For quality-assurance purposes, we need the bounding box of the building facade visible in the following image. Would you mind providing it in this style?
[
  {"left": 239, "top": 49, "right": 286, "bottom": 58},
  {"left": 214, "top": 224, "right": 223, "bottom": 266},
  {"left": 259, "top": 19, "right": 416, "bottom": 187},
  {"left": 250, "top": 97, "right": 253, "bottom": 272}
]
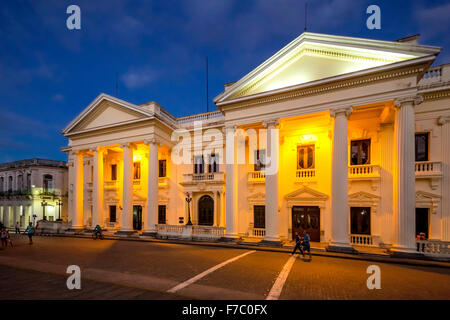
[
  {"left": 0, "top": 158, "right": 68, "bottom": 227},
  {"left": 62, "top": 33, "right": 450, "bottom": 254}
]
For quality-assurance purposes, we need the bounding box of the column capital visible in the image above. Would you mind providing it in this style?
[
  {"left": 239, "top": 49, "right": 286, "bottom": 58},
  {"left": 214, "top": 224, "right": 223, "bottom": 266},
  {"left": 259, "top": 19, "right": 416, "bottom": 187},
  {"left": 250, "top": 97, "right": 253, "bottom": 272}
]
[
  {"left": 438, "top": 115, "right": 450, "bottom": 126},
  {"left": 144, "top": 138, "right": 161, "bottom": 146},
  {"left": 262, "top": 118, "right": 279, "bottom": 128},
  {"left": 394, "top": 94, "right": 423, "bottom": 108},
  {"left": 89, "top": 146, "right": 104, "bottom": 153},
  {"left": 330, "top": 106, "right": 353, "bottom": 118},
  {"left": 120, "top": 142, "right": 136, "bottom": 149}
]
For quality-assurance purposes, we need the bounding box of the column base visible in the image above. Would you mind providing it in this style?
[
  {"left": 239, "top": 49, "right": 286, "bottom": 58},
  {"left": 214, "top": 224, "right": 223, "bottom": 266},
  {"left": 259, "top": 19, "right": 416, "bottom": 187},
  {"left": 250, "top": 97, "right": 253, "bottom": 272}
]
[{"left": 259, "top": 239, "right": 283, "bottom": 247}]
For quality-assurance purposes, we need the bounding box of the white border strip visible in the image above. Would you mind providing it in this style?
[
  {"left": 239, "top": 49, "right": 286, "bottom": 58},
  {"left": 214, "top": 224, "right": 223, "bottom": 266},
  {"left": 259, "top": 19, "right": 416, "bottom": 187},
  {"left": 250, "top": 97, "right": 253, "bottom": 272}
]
[
  {"left": 167, "top": 250, "right": 256, "bottom": 293},
  {"left": 266, "top": 255, "right": 297, "bottom": 300}
]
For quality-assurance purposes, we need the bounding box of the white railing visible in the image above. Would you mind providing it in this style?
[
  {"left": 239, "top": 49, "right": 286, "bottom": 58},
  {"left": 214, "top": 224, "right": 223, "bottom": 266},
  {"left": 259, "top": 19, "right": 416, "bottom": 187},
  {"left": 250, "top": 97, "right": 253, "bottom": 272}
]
[
  {"left": 350, "top": 234, "right": 374, "bottom": 246},
  {"left": 296, "top": 169, "right": 316, "bottom": 179},
  {"left": 133, "top": 179, "right": 140, "bottom": 186},
  {"left": 192, "top": 225, "right": 225, "bottom": 239},
  {"left": 419, "top": 66, "right": 442, "bottom": 86},
  {"left": 158, "top": 176, "right": 169, "bottom": 188},
  {"left": 349, "top": 165, "right": 380, "bottom": 177},
  {"left": 416, "top": 240, "right": 450, "bottom": 256},
  {"left": 415, "top": 161, "right": 442, "bottom": 176},
  {"left": 104, "top": 181, "right": 118, "bottom": 189},
  {"left": 183, "top": 172, "right": 224, "bottom": 183},
  {"left": 156, "top": 224, "right": 184, "bottom": 236},
  {"left": 248, "top": 171, "right": 265, "bottom": 183},
  {"left": 178, "top": 110, "right": 223, "bottom": 124},
  {"left": 252, "top": 228, "right": 266, "bottom": 237}
]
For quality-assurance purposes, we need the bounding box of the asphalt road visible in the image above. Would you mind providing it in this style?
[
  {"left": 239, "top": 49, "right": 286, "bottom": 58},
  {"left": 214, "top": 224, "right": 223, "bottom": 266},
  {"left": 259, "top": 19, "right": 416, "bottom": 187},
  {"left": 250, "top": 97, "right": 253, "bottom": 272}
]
[{"left": 0, "top": 235, "right": 449, "bottom": 300}]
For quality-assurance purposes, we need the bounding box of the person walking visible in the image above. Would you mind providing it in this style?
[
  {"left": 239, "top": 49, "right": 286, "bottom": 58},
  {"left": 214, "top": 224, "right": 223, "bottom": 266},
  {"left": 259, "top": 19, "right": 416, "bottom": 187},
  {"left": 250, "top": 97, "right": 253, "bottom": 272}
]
[
  {"left": 302, "top": 231, "right": 312, "bottom": 260},
  {"left": 1, "top": 228, "right": 7, "bottom": 247},
  {"left": 15, "top": 221, "right": 20, "bottom": 234},
  {"left": 290, "top": 232, "right": 304, "bottom": 256},
  {"left": 25, "top": 222, "right": 35, "bottom": 245},
  {"left": 5, "top": 229, "right": 13, "bottom": 247}
]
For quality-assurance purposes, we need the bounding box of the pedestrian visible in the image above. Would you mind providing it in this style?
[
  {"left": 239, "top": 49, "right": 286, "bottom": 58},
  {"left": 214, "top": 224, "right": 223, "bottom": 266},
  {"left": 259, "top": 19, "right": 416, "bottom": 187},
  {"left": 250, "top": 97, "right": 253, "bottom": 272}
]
[
  {"left": 290, "top": 232, "right": 304, "bottom": 256},
  {"left": 15, "top": 221, "right": 20, "bottom": 234},
  {"left": 1, "top": 228, "right": 7, "bottom": 247},
  {"left": 302, "top": 231, "right": 312, "bottom": 260},
  {"left": 5, "top": 229, "right": 13, "bottom": 247},
  {"left": 25, "top": 222, "right": 35, "bottom": 245}
]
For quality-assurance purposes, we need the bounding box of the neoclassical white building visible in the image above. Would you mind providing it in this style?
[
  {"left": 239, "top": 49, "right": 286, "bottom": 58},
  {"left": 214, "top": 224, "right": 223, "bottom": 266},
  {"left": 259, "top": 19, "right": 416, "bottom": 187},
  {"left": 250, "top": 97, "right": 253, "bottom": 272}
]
[
  {"left": 62, "top": 33, "right": 450, "bottom": 255},
  {"left": 0, "top": 158, "right": 68, "bottom": 227}
]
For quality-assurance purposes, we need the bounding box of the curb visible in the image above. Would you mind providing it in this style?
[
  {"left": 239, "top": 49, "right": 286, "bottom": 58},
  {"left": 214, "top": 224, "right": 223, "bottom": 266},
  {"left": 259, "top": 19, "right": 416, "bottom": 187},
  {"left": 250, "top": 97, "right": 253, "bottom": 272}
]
[{"left": 30, "top": 233, "right": 450, "bottom": 269}]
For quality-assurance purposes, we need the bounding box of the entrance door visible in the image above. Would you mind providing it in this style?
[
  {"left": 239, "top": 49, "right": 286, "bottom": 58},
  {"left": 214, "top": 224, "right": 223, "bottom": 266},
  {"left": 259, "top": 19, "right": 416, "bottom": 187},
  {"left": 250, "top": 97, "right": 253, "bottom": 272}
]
[
  {"left": 292, "top": 206, "right": 320, "bottom": 242},
  {"left": 198, "top": 195, "right": 214, "bottom": 226},
  {"left": 415, "top": 208, "right": 429, "bottom": 238},
  {"left": 133, "top": 205, "right": 142, "bottom": 230}
]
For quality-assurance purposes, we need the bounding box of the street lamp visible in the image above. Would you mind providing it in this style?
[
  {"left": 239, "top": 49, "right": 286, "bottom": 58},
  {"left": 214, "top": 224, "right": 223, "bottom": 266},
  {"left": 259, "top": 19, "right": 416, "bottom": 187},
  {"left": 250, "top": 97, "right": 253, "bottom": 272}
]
[
  {"left": 56, "top": 199, "right": 63, "bottom": 221},
  {"left": 41, "top": 200, "right": 48, "bottom": 221},
  {"left": 185, "top": 194, "right": 192, "bottom": 226}
]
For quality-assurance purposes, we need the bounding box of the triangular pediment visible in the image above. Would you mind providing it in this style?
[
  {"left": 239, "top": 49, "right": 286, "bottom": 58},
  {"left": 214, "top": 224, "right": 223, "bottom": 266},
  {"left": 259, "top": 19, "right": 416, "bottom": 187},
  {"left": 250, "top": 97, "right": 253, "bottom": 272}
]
[
  {"left": 215, "top": 33, "right": 440, "bottom": 103},
  {"left": 248, "top": 192, "right": 265, "bottom": 201},
  {"left": 285, "top": 186, "right": 328, "bottom": 201},
  {"left": 62, "top": 93, "right": 153, "bottom": 135},
  {"left": 348, "top": 191, "right": 380, "bottom": 201}
]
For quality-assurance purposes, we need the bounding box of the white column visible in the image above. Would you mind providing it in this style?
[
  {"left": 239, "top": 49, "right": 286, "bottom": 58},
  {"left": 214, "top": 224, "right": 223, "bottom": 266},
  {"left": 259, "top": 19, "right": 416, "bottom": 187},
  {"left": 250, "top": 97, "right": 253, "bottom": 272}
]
[
  {"left": 13, "top": 206, "right": 18, "bottom": 228},
  {"left": 71, "top": 151, "right": 84, "bottom": 229},
  {"left": 91, "top": 147, "right": 104, "bottom": 228},
  {"left": 329, "top": 107, "right": 353, "bottom": 250},
  {"left": 439, "top": 116, "right": 450, "bottom": 241},
  {"left": 144, "top": 139, "right": 159, "bottom": 235},
  {"left": 121, "top": 143, "right": 134, "bottom": 232},
  {"left": 263, "top": 119, "right": 280, "bottom": 242},
  {"left": 392, "top": 95, "right": 422, "bottom": 252},
  {"left": 214, "top": 191, "right": 219, "bottom": 227},
  {"left": 225, "top": 126, "right": 238, "bottom": 238}
]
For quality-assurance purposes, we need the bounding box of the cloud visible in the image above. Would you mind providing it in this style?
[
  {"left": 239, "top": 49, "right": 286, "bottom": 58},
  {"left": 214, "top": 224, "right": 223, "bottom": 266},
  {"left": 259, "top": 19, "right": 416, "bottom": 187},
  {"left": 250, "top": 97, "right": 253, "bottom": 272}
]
[{"left": 121, "top": 68, "right": 159, "bottom": 89}]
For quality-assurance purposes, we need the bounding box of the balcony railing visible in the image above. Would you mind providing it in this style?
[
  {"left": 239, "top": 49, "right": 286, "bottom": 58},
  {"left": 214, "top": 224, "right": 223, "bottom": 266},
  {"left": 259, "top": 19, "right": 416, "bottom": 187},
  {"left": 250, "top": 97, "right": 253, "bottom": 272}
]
[
  {"left": 295, "top": 169, "right": 316, "bottom": 180},
  {"left": 416, "top": 240, "right": 450, "bottom": 257},
  {"left": 348, "top": 165, "right": 380, "bottom": 178},
  {"left": 419, "top": 65, "right": 442, "bottom": 86},
  {"left": 104, "top": 181, "right": 118, "bottom": 190},
  {"left": 252, "top": 228, "right": 266, "bottom": 238},
  {"left": 415, "top": 161, "right": 442, "bottom": 177},
  {"left": 182, "top": 172, "right": 224, "bottom": 184},
  {"left": 248, "top": 171, "right": 265, "bottom": 183},
  {"left": 350, "top": 234, "right": 374, "bottom": 246},
  {"left": 133, "top": 179, "right": 141, "bottom": 186}
]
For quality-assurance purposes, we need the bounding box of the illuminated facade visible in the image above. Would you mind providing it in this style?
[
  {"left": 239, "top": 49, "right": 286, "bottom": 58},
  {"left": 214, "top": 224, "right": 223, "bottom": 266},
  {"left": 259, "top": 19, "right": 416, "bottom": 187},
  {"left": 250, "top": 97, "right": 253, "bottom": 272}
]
[
  {"left": 0, "top": 158, "right": 68, "bottom": 227},
  {"left": 62, "top": 33, "right": 450, "bottom": 254}
]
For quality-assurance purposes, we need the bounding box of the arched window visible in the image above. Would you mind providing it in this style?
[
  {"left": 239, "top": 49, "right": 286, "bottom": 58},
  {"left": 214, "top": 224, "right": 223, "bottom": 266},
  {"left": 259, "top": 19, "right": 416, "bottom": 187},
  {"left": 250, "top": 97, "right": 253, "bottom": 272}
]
[
  {"left": 0, "top": 177, "right": 4, "bottom": 192},
  {"left": 43, "top": 174, "right": 53, "bottom": 192},
  {"left": 198, "top": 195, "right": 214, "bottom": 226}
]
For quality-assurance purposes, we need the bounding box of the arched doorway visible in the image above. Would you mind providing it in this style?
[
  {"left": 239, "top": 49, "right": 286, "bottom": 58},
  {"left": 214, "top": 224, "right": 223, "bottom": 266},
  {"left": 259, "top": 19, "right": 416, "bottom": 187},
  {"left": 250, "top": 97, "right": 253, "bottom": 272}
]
[{"left": 198, "top": 195, "right": 214, "bottom": 226}]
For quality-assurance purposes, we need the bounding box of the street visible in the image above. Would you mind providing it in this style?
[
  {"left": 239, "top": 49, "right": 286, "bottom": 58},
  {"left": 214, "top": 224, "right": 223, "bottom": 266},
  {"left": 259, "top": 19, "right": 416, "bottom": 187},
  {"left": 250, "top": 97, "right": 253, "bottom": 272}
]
[{"left": 0, "top": 235, "right": 449, "bottom": 300}]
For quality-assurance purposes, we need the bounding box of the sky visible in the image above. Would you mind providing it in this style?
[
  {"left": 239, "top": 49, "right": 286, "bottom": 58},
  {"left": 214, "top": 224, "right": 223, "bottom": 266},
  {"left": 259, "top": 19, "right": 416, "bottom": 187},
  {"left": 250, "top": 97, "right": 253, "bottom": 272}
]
[{"left": 0, "top": 0, "right": 449, "bottom": 163}]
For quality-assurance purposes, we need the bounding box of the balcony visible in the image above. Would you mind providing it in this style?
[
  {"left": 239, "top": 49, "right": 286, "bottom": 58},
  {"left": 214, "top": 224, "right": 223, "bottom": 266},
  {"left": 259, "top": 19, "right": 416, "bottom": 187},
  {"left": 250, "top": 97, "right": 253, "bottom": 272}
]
[
  {"left": 415, "top": 161, "right": 442, "bottom": 190},
  {"left": 248, "top": 171, "right": 265, "bottom": 184},
  {"left": 181, "top": 172, "right": 225, "bottom": 186},
  {"left": 348, "top": 164, "right": 380, "bottom": 178},
  {"left": 104, "top": 180, "right": 118, "bottom": 190},
  {"left": 158, "top": 176, "right": 169, "bottom": 188},
  {"left": 295, "top": 169, "right": 316, "bottom": 182}
]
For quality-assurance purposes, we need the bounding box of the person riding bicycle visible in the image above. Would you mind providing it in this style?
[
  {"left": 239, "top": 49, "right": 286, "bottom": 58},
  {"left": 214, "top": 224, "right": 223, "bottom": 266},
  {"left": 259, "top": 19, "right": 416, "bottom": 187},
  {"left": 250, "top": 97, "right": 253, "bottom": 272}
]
[{"left": 94, "top": 224, "right": 102, "bottom": 238}]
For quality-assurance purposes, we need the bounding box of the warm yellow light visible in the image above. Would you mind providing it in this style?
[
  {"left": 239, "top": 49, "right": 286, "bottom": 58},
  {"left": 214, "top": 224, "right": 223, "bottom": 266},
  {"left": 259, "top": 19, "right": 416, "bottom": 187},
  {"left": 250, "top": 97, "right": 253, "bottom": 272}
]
[
  {"left": 133, "top": 154, "right": 142, "bottom": 162},
  {"left": 298, "top": 134, "right": 316, "bottom": 144}
]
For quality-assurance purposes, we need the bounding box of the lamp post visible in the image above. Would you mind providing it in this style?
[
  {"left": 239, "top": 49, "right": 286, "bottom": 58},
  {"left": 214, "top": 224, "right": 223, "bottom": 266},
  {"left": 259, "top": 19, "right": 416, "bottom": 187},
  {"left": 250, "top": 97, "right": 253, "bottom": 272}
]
[
  {"left": 41, "top": 200, "right": 48, "bottom": 221},
  {"left": 185, "top": 194, "right": 193, "bottom": 226},
  {"left": 56, "top": 199, "right": 63, "bottom": 221}
]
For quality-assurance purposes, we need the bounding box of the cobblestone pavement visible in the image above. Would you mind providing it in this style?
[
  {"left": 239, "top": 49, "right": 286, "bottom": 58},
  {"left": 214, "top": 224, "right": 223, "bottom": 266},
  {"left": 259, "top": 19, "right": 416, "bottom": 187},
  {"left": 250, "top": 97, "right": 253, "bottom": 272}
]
[{"left": 0, "top": 235, "right": 449, "bottom": 300}]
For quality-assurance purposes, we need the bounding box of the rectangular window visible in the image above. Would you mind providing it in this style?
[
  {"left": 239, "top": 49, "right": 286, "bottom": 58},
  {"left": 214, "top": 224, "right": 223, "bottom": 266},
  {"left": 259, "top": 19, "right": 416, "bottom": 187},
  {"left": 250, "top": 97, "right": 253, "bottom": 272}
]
[
  {"left": 158, "top": 205, "right": 166, "bottom": 224},
  {"left": 253, "top": 205, "right": 265, "bottom": 229},
  {"left": 254, "top": 149, "right": 266, "bottom": 171},
  {"left": 350, "top": 139, "right": 371, "bottom": 165},
  {"left": 297, "top": 145, "right": 315, "bottom": 169},
  {"left": 350, "top": 207, "right": 371, "bottom": 235},
  {"left": 133, "top": 162, "right": 141, "bottom": 180},
  {"left": 208, "top": 154, "right": 219, "bottom": 173},
  {"left": 194, "top": 155, "right": 204, "bottom": 174},
  {"left": 109, "top": 205, "right": 117, "bottom": 223},
  {"left": 27, "top": 173, "right": 31, "bottom": 191},
  {"left": 159, "top": 160, "right": 167, "bottom": 177},
  {"left": 111, "top": 164, "right": 117, "bottom": 181},
  {"left": 415, "top": 133, "right": 429, "bottom": 162}
]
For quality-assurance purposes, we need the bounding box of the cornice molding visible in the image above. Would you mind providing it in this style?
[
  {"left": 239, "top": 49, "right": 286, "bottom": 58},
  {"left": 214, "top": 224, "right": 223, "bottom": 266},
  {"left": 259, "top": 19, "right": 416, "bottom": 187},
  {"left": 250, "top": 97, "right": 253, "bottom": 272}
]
[
  {"left": 423, "top": 89, "right": 450, "bottom": 101},
  {"left": 438, "top": 115, "right": 450, "bottom": 126},
  {"left": 394, "top": 94, "right": 423, "bottom": 108}
]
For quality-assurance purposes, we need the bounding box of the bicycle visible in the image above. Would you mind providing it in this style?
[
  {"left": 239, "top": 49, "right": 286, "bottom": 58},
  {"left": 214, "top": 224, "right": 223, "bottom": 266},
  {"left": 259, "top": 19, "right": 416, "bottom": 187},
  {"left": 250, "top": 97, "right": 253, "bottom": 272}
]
[{"left": 92, "top": 231, "right": 104, "bottom": 240}]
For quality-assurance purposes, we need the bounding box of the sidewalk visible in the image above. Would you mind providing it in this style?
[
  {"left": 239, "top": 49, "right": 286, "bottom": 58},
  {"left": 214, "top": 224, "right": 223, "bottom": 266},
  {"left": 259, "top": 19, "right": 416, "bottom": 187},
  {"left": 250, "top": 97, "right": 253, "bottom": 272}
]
[{"left": 42, "top": 231, "right": 450, "bottom": 268}]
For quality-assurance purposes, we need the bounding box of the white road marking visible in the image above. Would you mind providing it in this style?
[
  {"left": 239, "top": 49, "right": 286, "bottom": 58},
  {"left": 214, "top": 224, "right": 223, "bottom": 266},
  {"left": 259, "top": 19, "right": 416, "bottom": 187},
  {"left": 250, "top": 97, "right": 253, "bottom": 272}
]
[
  {"left": 167, "top": 250, "right": 256, "bottom": 293},
  {"left": 266, "top": 254, "right": 297, "bottom": 300}
]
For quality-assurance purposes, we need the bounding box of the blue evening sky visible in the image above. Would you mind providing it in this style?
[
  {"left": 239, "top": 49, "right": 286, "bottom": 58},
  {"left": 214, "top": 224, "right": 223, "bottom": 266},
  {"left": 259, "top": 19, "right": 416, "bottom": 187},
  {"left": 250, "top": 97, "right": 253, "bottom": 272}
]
[{"left": 1, "top": 0, "right": 449, "bottom": 162}]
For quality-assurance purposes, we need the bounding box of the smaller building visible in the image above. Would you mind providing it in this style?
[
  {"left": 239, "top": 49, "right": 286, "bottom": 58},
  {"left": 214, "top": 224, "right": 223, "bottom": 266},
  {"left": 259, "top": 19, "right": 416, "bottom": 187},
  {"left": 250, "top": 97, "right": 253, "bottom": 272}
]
[{"left": 0, "top": 158, "right": 68, "bottom": 228}]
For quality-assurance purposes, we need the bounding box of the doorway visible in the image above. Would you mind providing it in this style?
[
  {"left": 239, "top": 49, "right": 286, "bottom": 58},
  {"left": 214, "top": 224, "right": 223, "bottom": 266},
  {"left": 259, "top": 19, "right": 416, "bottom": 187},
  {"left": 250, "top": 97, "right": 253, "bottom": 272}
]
[
  {"left": 291, "top": 206, "right": 320, "bottom": 242},
  {"left": 415, "top": 208, "right": 429, "bottom": 239},
  {"left": 133, "top": 205, "right": 142, "bottom": 230},
  {"left": 198, "top": 195, "right": 214, "bottom": 226}
]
